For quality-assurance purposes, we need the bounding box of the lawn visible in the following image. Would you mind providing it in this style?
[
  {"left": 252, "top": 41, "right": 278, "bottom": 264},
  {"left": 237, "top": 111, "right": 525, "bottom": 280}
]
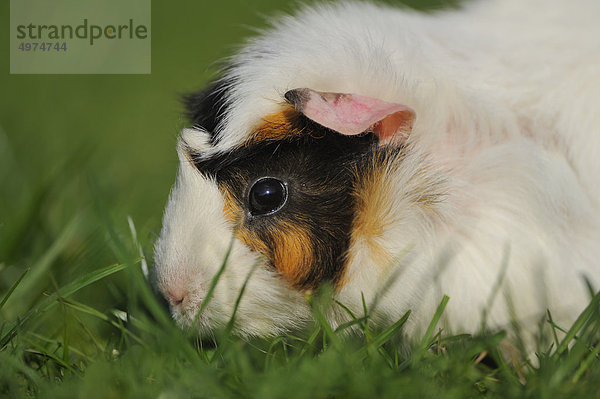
[{"left": 1, "top": 1, "right": 599, "bottom": 397}]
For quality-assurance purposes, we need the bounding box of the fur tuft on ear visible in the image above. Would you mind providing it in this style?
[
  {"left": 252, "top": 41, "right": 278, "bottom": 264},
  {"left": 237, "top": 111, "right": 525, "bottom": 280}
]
[{"left": 285, "top": 88, "right": 415, "bottom": 145}]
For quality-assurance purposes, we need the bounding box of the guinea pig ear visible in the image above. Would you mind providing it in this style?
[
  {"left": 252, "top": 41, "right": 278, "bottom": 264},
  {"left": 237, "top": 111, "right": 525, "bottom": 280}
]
[{"left": 285, "top": 88, "right": 415, "bottom": 145}]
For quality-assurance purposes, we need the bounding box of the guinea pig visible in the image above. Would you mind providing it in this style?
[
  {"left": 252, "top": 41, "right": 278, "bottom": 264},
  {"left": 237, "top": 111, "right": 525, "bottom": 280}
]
[{"left": 154, "top": 0, "right": 600, "bottom": 344}]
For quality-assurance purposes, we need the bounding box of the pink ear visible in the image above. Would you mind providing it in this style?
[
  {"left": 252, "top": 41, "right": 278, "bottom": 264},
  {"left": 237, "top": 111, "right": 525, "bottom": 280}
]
[{"left": 285, "top": 88, "right": 415, "bottom": 144}]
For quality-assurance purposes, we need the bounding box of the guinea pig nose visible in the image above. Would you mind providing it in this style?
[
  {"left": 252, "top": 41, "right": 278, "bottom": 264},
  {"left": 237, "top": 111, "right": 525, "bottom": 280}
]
[{"left": 165, "top": 288, "right": 186, "bottom": 307}]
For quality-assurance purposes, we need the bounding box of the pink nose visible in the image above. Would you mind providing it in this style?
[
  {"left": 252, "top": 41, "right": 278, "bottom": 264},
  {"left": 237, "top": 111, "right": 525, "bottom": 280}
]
[
  {"left": 165, "top": 288, "right": 186, "bottom": 307},
  {"left": 159, "top": 276, "right": 204, "bottom": 310}
]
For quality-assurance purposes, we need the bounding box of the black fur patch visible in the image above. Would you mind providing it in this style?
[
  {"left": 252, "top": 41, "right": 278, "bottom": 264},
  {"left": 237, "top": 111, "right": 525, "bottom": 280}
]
[
  {"left": 190, "top": 116, "right": 385, "bottom": 290},
  {"left": 183, "top": 78, "right": 232, "bottom": 144}
]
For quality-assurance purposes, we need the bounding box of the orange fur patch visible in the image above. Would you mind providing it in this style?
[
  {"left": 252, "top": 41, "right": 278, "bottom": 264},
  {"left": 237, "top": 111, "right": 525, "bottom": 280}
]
[
  {"left": 237, "top": 229, "right": 271, "bottom": 258},
  {"left": 248, "top": 106, "right": 308, "bottom": 144},
  {"left": 349, "top": 157, "right": 396, "bottom": 271},
  {"left": 271, "top": 222, "right": 314, "bottom": 288},
  {"left": 348, "top": 152, "right": 444, "bottom": 279},
  {"left": 221, "top": 188, "right": 240, "bottom": 224}
]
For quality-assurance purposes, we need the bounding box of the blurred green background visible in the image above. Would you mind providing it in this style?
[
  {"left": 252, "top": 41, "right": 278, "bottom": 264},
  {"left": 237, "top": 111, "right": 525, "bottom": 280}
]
[{"left": 1, "top": 0, "right": 304, "bottom": 236}]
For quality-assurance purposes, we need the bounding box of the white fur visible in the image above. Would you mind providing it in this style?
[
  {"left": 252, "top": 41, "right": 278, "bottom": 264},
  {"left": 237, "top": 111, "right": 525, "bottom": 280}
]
[{"left": 155, "top": 0, "right": 600, "bottom": 343}]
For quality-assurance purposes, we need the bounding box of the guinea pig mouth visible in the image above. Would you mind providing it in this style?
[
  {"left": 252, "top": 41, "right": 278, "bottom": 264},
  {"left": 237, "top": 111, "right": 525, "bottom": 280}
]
[{"left": 173, "top": 304, "right": 211, "bottom": 330}]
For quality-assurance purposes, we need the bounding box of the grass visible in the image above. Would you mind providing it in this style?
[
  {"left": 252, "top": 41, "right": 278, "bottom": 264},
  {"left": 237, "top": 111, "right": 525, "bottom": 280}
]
[
  {"left": 0, "top": 190, "right": 599, "bottom": 399},
  {"left": 1, "top": 219, "right": 599, "bottom": 398},
  {"left": 1, "top": 0, "right": 600, "bottom": 397}
]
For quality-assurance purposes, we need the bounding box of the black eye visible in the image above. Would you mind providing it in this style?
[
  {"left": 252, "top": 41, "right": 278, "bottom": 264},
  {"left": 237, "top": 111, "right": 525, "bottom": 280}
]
[{"left": 248, "top": 177, "right": 288, "bottom": 216}]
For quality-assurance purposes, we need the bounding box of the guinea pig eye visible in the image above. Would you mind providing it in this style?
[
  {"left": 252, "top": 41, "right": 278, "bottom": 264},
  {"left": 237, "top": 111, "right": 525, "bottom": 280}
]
[{"left": 248, "top": 177, "right": 288, "bottom": 216}]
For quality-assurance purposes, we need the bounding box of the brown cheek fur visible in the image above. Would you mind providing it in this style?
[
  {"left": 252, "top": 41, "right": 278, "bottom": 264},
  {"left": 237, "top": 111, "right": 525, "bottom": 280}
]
[
  {"left": 348, "top": 157, "right": 397, "bottom": 273},
  {"left": 271, "top": 221, "right": 315, "bottom": 286},
  {"left": 220, "top": 185, "right": 316, "bottom": 289},
  {"left": 249, "top": 107, "right": 301, "bottom": 144},
  {"left": 221, "top": 187, "right": 268, "bottom": 253},
  {"left": 221, "top": 188, "right": 239, "bottom": 224},
  {"left": 348, "top": 153, "right": 446, "bottom": 281},
  {"left": 248, "top": 106, "right": 330, "bottom": 145}
]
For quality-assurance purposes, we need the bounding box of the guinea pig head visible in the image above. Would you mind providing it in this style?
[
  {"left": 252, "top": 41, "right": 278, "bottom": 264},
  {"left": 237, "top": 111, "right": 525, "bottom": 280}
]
[{"left": 154, "top": 86, "right": 421, "bottom": 337}]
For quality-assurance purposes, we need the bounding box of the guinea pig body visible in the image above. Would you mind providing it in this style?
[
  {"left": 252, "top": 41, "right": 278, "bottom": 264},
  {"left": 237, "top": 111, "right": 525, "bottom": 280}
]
[{"left": 155, "top": 0, "right": 600, "bottom": 341}]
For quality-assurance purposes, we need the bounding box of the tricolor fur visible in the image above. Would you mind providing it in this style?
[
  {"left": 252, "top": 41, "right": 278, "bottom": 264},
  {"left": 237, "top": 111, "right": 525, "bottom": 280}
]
[{"left": 154, "top": 0, "right": 600, "bottom": 343}]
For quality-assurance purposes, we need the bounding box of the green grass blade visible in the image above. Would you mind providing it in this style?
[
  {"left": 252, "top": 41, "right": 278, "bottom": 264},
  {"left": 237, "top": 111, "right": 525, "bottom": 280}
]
[
  {"left": 4, "top": 217, "right": 82, "bottom": 319},
  {"left": 556, "top": 291, "right": 600, "bottom": 356},
  {"left": 334, "top": 299, "right": 371, "bottom": 333},
  {"left": 190, "top": 234, "right": 236, "bottom": 331},
  {"left": 572, "top": 333, "right": 600, "bottom": 383},
  {"left": 370, "top": 310, "right": 411, "bottom": 348},
  {"left": 0, "top": 267, "right": 29, "bottom": 312},
  {"left": 60, "top": 298, "right": 111, "bottom": 322},
  {"left": 210, "top": 263, "right": 257, "bottom": 363},
  {"left": 334, "top": 316, "right": 370, "bottom": 333},
  {"left": 356, "top": 310, "right": 411, "bottom": 358},
  {"left": 296, "top": 326, "right": 322, "bottom": 359},
  {"left": 334, "top": 299, "right": 358, "bottom": 320},
  {"left": 307, "top": 293, "right": 341, "bottom": 350},
  {"left": 0, "top": 261, "right": 129, "bottom": 349},
  {"left": 413, "top": 295, "right": 449, "bottom": 363},
  {"left": 361, "top": 292, "right": 371, "bottom": 340},
  {"left": 58, "top": 261, "right": 131, "bottom": 299},
  {"left": 60, "top": 298, "right": 148, "bottom": 347}
]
